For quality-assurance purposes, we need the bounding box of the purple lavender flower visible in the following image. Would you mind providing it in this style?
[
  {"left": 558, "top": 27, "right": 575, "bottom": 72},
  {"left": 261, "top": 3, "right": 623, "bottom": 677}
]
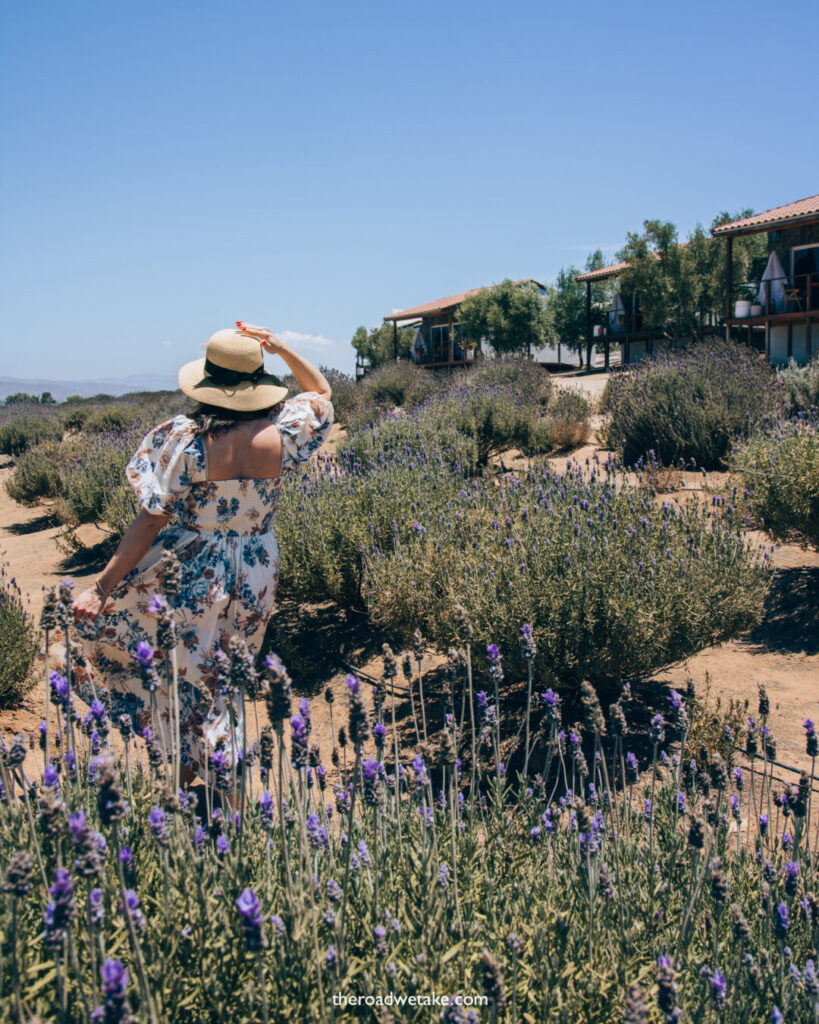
[
  {"left": 90, "top": 958, "right": 130, "bottom": 1024},
  {"left": 290, "top": 713, "right": 309, "bottom": 769},
  {"left": 805, "top": 719, "right": 819, "bottom": 758},
  {"left": 437, "top": 863, "right": 450, "bottom": 888},
  {"left": 236, "top": 889, "right": 267, "bottom": 951},
  {"left": 120, "top": 890, "right": 146, "bottom": 932},
  {"left": 81, "top": 890, "right": 102, "bottom": 932},
  {"left": 216, "top": 834, "right": 230, "bottom": 859},
  {"left": 784, "top": 861, "right": 800, "bottom": 897},
  {"left": 649, "top": 714, "right": 666, "bottom": 746},
  {"left": 775, "top": 902, "right": 790, "bottom": 939},
  {"left": 521, "top": 623, "right": 537, "bottom": 660},
  {"left": 49, "top": 671, "right": 70, "bottom": 709},
  {"left": 259, "top": 790, "right": 274, "bottom": 830},
  {"left": 540, "top": 688, "right": 561, "bottom": 724},
  {"left": 42, "top": 868, "right": 76, "bottom": 951},
  {"left": 306, "top": 813, "right": 329, "bottom": 850},
  {"left": 148, "top": 806, "right": 169, "bottom": 846},
  {"left": 710, "top": 969, "right": 726, "bottom": 1008},
  {"left": 412, "top": 754, "right": 429, "bottom": 791},
  {"left": 655, "top": 955, "right": 680, "bottom": 1023},
  {"left": 132, "top": 642, "right": 154, "bottom": 669}
]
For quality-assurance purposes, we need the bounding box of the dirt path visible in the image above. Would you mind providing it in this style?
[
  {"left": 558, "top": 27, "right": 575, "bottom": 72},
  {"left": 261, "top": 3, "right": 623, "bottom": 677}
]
[{"left": 2, "top": 416, "right": 818, "bottom": 793}]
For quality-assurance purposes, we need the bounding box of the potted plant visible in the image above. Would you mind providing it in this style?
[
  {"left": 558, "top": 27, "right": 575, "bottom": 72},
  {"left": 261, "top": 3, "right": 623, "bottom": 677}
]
[{"left": 734, "top": 286, "right": 755, "bottom": 319}]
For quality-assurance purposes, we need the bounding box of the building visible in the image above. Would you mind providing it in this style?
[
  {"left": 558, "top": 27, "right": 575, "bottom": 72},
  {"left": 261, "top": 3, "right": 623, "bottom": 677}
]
[
  {"left": 712, "top": 194, "right": 819, "bottom": 365},
  {"left": 575, "top": 260, "right": 669, "bottom": 367},
  {"left": 383, "top": 280, "right": 590, "bottom": 369}
]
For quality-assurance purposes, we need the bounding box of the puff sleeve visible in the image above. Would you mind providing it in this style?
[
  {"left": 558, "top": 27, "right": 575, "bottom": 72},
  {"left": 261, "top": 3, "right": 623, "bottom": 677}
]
[
  {"left": 273, "top": 391, "right": 335, "bottom": 474},
  {"left": 125, "top": 415, "right": 199, "bottom": 517}
]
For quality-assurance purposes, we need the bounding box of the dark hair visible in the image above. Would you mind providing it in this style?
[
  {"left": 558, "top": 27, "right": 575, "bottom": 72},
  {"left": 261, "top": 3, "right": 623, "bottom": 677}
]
[{"left": 190, "top": 400, "right": 286, "bottom": 438}]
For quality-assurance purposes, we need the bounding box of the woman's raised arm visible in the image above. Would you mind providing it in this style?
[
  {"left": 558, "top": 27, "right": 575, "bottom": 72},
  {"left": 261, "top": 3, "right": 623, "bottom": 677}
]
[{"left": 237, "top": 322, "right": 332, "bottom": 400}]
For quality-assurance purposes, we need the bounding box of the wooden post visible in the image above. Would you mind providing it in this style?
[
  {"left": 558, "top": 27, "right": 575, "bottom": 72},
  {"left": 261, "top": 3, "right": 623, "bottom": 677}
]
[
  {"left": 787, "top": 323, "right": 793, "bottom": 360},
  {"left": 725, "top": 236, "right": 733, "bottom": 343},
  {"left": 764, "top": 320, "right": 770, "bottom": 361},
  {"left": 585, "top": 281, "right": 592, "bottom": 371},
  {"left": 393, "top": 321, "right": 398, "bottom": 362},
  {"left": 448, "top": 312, "right": 454, "bottom": 366}
]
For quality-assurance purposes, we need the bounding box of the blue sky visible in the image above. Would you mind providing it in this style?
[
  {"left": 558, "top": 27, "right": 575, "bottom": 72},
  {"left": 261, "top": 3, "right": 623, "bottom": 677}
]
[{"left": 1, "top": 0, "right": 817, "bottom": 381}]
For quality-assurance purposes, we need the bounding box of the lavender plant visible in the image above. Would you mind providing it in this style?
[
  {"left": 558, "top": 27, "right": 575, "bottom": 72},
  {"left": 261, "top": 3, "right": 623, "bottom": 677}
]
[
  {"left": 2, "top": 603, "right": 817, "bottom": 1024},
  {"left": 601, "top": 340, "right": 781, "bottom": 469}
]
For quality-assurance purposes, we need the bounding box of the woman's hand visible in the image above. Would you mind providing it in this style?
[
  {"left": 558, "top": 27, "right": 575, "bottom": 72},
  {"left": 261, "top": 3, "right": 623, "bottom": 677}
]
[
  {"left": 72, "top": 587, "right": 104, "bottom": 622},
  {"left": 236, "top": 322, "right": 288, "bottom": 356}
]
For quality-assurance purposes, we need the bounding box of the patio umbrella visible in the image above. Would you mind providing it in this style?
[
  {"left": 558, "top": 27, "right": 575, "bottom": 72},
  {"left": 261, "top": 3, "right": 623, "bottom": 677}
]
[{"left": 757, "top": 250, "right": 786, "bottom": 312}]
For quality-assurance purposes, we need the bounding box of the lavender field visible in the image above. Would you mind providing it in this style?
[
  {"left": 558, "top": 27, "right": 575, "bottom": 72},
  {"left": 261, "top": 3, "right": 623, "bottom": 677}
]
[{"left": 1, "top": 350, "right": 819, "bottom": 1022}]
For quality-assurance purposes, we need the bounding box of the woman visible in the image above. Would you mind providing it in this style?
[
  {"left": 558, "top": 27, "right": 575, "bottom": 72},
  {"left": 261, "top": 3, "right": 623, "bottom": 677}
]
[{"left": 64, "top": 323, "right": 333, "bottom": 785}]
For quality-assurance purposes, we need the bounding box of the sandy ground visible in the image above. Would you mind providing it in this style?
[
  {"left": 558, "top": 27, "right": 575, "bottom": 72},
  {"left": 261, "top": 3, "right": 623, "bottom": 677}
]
[{"left": 2, "top": 399, "right": 818, "bottom": 795}]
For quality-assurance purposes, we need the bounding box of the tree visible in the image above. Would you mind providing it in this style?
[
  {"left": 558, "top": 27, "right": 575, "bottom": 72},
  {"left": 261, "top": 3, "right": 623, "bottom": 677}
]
[
  {"left": 351, "top": 323, "right": 416, "bottom": 370},
  {"left": 547, "top": 250, "right": 613, "bottom": 367},
  {"left": 39, "top": 391, "right": 56, "bottom": 404},
  {"left": 615, "top": 214, "right": 768, "bottom": 345},
  {"left": 3, "top": 392, "right": 38, "bottom": 405},
  {"left": 457, "top": 279, "right": 550, "bottom": 358}
]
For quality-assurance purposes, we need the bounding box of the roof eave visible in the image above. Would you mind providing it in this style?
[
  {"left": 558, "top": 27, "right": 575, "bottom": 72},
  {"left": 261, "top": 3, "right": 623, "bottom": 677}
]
[{"left": 712, "top": 210, "right": 819, "bottom": 238}]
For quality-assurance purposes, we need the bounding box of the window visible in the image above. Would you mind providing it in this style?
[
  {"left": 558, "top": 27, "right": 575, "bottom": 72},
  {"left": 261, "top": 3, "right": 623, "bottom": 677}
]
[
  {"left": 792, "top": 245, "right": 819, "bottom": 308},
  {"left": 430, "top": 325, "right": 450, "bottom": 363}
]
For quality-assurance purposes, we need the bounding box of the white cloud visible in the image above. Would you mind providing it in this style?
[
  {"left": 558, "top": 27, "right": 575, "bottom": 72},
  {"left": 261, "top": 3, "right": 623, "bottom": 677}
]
[{"left": 278, "top": 330, "right": 337, "bottom": 351}]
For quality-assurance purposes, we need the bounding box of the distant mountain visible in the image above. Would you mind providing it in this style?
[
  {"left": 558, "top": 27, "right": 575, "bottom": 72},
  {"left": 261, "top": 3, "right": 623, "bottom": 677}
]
[{"left": 0, "top": 374, "right": 179, "bottom": 402}]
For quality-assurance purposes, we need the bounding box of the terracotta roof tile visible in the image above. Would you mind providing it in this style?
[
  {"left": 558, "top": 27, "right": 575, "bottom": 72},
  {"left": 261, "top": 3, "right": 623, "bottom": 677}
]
[
  {"left": 576, "top": 260, "right": 631, "bottom": 283},
  {"left": 383, "top": 287, "right": 484, "bottom": 322},
  {"left": 384, "top": 279, "right": 546, "bottom": 322},
  {"left": 712, "top": 194, "right": 819, "bottom": 237}
]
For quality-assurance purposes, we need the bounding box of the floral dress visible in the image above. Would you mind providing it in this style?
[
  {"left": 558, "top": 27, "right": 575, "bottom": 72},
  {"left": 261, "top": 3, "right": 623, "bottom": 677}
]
[{"left": 43, "top": 392, "right": 333, "bottom": 776}]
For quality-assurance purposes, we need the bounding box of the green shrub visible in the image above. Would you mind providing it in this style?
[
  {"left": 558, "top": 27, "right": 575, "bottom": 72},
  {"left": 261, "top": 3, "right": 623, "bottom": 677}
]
[
  {"left": 361, "top": 360, "right": 442, "bottom": 412},
  {"left": 100, "top": 481, "right": 141, "bottom": 538},
  {"left": 0, "top": 564, "right": 39, "bottom": 706},
  {"left": 601, "top": 340, "right": 780, "bottom": 469},
  {"left": 362, "top": 457, "right": 771, "bottom": 686},
  {"left": 543, "top": 389, "right": 591, "bottom": 450},
  {"left": 0, "top": 412, "right": 63, "bottom": 456},
  {"left": 84, "top": 405, "right": 133, "bottom": 433},
  {"left": 62, "top": 406, "right": 88, "bottom": 430},
  {"left": 731, "top": 417, "right": 819, "bottom": 548},
  {"left": 320, "top": 370, "right": 361, "bottom": 426},
  {"left": 448, "top": 354, "right": 552, "bottom": 407},
  {"left": 4, "top": 440, "right": 63, "bottom": 504},
  {"left": 778, "top": 357, "right": 819, "bottom": 414},
  {"left": 56, "top": 429, "right": 142, "bottom": 526},
  {"left": 276, "top": 440, "right": 469, "bottom": 610}
]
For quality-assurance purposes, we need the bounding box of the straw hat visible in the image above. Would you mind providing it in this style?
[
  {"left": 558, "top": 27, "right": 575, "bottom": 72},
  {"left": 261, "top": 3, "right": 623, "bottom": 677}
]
[{"left": 178, "top": 329, "right": 289, "bottom": 411}]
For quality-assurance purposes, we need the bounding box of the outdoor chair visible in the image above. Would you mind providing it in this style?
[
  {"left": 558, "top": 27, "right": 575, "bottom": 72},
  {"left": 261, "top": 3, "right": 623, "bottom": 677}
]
[{"left": 782, "top": 284, "right": 804, "bottom": 312}]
